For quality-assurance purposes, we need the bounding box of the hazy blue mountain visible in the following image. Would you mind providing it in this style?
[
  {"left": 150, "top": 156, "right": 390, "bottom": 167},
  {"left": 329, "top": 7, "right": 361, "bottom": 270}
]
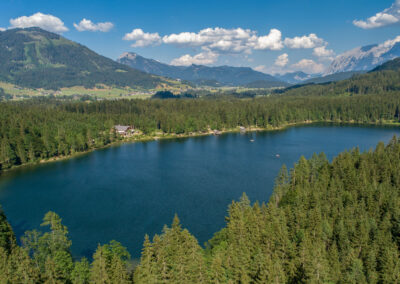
[
  {"left": 326, "top": 37, "right": 400, "bottom": 74},
  {"left": 275, "top": 72, "right": 315, "bottom": 84},
  {"left": 303, "top": 71, "right": 365, "bottom": 84},
  {"left": 0, "top": 27, "right": 168, "bottom": 89},
  {"left": 118, "top": 52, "right": 288, "bottom": 87}
]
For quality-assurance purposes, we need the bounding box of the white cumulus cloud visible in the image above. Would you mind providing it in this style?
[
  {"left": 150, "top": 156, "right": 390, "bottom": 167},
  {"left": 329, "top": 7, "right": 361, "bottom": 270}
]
[
  {"left": 170, "top": 52, "right": 219, "bottom": 66},
  {"left": 284, "top": 33, "right": 325, "bottom": 49},
  {"left": 291, "top": 59, "right": 325, "bottom": 74},
  {"left": 253, "top": 29, "right": 284, "bottom": 51},
  {"left": 371, "top": 35, "right": 400, "bottom": 58},
  {"left": 313, "top": 46, "right": 335, "bottom": 59},
  {"left": 74, "top": 19, "right": 114, "bottom": 32},
  {"left": 254, "top": 65, "right": 267, "bottom": 73},
  {"left": 162, "top": 27, "right": 283, "bottom": 54},
  {"left": 10, "top": 12, "right": 68, "bottom": 33},
  {"left": 123, "top": 29, "right": 161, "bottom": 47},
  {"left": 163, "top": 31, "right": 207, "bottom": 46},
  {"left": 354, "top": 0, "right": 400, "bottom": 29},
  {"left": 275, "top": 53, "right": 289, "bottom": 67},
  {"left": 0, "top": 27, "right": 5, "bottom": 31}
]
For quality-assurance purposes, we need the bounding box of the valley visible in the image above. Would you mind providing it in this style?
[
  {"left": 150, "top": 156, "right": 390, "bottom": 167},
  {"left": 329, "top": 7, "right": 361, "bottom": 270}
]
[{"left": 0, "top": 2, "right": 400, "bottom": 281}]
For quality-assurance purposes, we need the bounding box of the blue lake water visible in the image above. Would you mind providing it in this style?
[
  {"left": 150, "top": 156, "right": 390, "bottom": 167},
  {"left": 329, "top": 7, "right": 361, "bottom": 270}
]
[{"left": 0, "top": 124, "right": 399, "bottom": 259}]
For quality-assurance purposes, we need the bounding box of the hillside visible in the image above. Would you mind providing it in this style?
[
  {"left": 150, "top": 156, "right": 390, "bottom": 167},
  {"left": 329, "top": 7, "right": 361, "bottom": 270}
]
[
  {"left": 0, "top": 28, "right": 171, "bottom": 90},
  {"left": 372, "top": 57, "right": 400, "bottom": 72},
  {"left": 118, "top": 52, "right": 288, "bottom": 87}
]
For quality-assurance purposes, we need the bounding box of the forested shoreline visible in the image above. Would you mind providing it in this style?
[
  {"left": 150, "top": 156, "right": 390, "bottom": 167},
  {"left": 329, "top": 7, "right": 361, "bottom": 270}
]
[
  {"left": 1, "top": 93, "right": 400, "bottom": 173},
  {"left": 1, "top": 69, "right": 400, "bottom": 282},
  {"left": 0, "top": 137, "right": 399, "bottom": 282}
]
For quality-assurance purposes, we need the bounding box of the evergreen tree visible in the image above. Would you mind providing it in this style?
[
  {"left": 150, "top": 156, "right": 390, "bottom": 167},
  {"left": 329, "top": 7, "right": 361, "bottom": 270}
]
[
  {"left": 0, "top": 206, "right": 16, "bottom": 254},
  {"left": 90, "top": 245, "right": 110, "bottom": 284},
  {"left": 71, "top": 258, "right": 90, "bottom": 284}
]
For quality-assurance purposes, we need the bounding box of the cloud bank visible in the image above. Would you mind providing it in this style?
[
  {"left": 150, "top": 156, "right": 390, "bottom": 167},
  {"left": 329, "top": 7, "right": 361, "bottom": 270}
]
[
  {"left": 124, "top": 27, "right": 330, "bottom": 70},
  {"left": 125, "top": 27, "right": 285, "bottom": 53}
]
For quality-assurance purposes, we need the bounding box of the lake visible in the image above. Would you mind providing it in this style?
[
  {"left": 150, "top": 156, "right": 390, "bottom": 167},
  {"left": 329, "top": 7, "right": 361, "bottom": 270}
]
[{"left": 0, "top": 124, "right": 399, "bottom": 259}]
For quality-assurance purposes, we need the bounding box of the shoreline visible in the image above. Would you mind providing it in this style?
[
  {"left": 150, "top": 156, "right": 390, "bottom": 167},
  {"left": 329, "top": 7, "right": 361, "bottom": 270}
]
[{"left": 2, "top": 120, "right": 399, "bottom": 175}]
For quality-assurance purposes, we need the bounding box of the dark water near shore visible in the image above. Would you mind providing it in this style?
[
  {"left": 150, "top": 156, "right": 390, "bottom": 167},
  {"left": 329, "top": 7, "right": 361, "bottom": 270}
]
[{"left": 0, "top": 124, "right": 399, "bottom": 258}]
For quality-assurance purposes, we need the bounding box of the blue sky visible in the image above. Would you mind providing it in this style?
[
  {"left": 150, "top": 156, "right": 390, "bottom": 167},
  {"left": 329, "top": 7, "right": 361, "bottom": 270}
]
[{"left": 1, "top": 0, "right": 399, "bottom": 74}]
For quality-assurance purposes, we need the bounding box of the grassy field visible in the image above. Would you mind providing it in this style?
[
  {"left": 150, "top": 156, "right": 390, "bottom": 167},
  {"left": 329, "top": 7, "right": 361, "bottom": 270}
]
[
  {"left": 0, "top": 79, "right": 279, "bottom": 101},
  {"left": 0, "top": 80, "right": 193, "bottom": 100}
]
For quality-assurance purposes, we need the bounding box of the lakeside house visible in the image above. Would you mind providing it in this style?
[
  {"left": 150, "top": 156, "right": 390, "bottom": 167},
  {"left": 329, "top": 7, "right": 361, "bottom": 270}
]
[
  {"left": 213, "top": 130, "right": 222, "bottom": 135},
  {"left": 115, "top": 125, "right": 134, "bottom": 136}
]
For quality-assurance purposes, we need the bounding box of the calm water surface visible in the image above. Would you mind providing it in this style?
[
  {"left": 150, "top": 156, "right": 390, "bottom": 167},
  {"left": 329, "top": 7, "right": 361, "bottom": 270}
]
[{"left": 0, "top": 124, "right": 399, "bottom": 258}]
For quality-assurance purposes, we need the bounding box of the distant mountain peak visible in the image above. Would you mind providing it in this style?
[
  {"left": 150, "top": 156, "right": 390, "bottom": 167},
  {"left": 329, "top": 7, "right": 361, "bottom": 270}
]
[{"left": 326, "top": 36, "right": 400, "bottom": 74}]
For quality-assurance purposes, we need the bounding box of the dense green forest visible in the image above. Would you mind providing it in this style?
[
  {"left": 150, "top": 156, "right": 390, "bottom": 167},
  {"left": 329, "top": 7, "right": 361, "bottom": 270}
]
[
  {"left": 0, "top": 137, "right": 399, "bottom": 282},
  {"left": 0, "top": 55, "right": 399, "bottom": 282},
  {"left": 1, "top": 93, "right": 399, "bottom": 172}
]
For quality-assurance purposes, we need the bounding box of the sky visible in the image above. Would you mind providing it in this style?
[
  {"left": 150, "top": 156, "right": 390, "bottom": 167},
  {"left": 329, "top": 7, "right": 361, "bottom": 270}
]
[{"left": 1, "top": 0, "right": 400, "bottom": 74}]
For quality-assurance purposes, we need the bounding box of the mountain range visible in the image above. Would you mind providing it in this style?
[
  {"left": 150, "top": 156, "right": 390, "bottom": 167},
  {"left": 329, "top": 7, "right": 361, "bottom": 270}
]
[
  {"left": 119, "top": 39, "right": 400, "bottom": 87},
  {"left": 280, "top": 37, "right": 400, "bottom": 84},
  {"left": 326, "top": 37, "right": 400, "bottom": 75},
  {"left": 1, "top": 27, "right": 399, "bottom": 91},
  {"left": 117, "top": 52, "right": 289, "bottom": 87},
  {"left": 0, "top": 27, "right": 170, "bottom": 90}
]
